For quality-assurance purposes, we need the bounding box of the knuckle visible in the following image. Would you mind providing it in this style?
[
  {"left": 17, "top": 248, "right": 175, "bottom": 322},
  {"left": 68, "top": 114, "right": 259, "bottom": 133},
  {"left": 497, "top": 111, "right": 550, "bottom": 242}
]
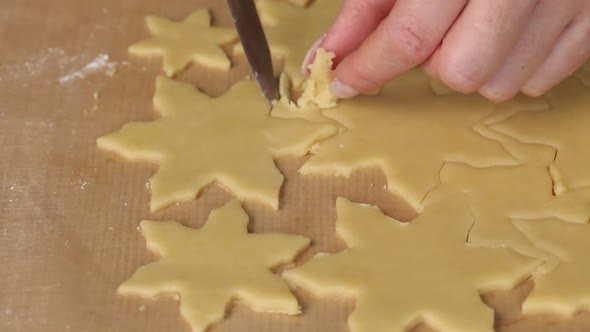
[{"left": 383, "top": 15, "right": 437, "bottom": 65}]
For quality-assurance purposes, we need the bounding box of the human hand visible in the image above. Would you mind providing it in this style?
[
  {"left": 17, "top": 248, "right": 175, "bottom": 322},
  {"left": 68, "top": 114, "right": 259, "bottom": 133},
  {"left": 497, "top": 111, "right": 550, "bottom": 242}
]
[{"left": 303, "top": 0, "right": 590, "bottom": 102}]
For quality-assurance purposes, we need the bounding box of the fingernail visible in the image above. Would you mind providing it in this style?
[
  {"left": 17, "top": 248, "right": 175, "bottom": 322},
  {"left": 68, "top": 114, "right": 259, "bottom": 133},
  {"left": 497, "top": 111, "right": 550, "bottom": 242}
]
[
  {"left": 479, "top": 83, "right": 514, "bottom": 103},
  {"left": 331, "top": 79, "right": 358, "bottom": 99},
  {"left": 302, "top": 34, "right": 327, "bottom": 75},
  {"left": 521, "top": 82, "right": 545, "bottom": 97}
]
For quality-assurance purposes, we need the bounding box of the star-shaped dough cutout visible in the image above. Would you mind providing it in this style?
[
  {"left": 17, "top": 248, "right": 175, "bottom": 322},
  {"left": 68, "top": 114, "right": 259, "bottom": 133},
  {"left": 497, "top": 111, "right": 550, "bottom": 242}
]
[
  {"left": 299, "top": 76, "right": 522, "bottom": 211},
  {"left": 423, "top": 162, "right": 590, "bottom": 272},
  {"left": 283, "top": 197, "right": 539, "bottom": 332},
  {"left": 97, "top": 77, "right": 338, "bottom": 211},
  {"left": 118, "top": 200, "right": 310, "bottom": 332},
  {"left": 492, "top": 77, "right": 590, "bottom": 194},
  {"left": 236, "top": 0, "right": 341, "bottom": 87},
  {"left": 129, "top": 9, "right": 237, "bottom": 76},
  {"left": 514, "top": 218, "right": 590, "bottom": 316}
]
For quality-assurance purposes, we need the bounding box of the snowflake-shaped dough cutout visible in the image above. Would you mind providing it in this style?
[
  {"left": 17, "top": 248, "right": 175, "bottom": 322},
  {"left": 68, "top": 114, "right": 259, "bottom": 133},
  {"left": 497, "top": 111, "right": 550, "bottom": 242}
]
[
  {"left": 423, "top": 162, "right": 590, "bottom": 273},
  {"left": 514, "top": 218, "right": 590, "bottom": 316},
  {"left": 97, "top": 77, "right": 338, "bottom": 211},
  {"left": 129, "top": 9, "right": 237, "bottom": 76},
  {"left": 283, "top": 197, "right": 539, "bottom": 332},
  {"left": 492, "top": 77, "right": 590, "bottom": 194},
  {"left": 299, "top": 72, "right": 525, "bottom": 211},
  {"left": 118, "top": 200, "right": 310, "bottom": 332}
]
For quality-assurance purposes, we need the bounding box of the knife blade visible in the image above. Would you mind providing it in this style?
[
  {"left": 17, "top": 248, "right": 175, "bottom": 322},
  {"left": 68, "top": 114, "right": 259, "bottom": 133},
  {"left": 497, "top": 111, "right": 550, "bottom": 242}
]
[{"left": 227, "top": 0, "right": 278, "bottom": 104}]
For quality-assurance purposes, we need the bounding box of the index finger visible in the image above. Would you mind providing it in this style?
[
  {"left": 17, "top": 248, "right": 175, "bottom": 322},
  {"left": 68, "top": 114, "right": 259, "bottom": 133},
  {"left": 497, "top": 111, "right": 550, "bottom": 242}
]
[{"left": 332, "top": 0, "right": 467, "bottom": 97}]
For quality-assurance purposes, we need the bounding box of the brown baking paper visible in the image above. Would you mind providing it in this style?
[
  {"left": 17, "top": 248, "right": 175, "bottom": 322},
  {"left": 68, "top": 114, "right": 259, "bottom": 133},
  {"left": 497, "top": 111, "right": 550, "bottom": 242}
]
[{"left": 2, "top": 0, "right": 590, "bottom": 331}]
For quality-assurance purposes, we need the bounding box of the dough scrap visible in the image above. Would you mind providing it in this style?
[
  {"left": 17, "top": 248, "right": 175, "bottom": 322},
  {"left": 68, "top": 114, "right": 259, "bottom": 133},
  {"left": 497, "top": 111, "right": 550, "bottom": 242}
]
[
  {"left": 423, "top": 162, "right": 590, "bottom": 273},
  {"left": 271, "top": 73, "right": 340, "bottom": 126},
  {"left": 492, "top": 77, "right": 590, "bottom": 194},
  {"left": 299, "top": 71, "right": 533, "bottom": 211},
  {"left": 297, "top": 48, "right": 338, "bottom": 110},
  {"left": 129, "top": 9, "right": 237, "bottom": 76},
  {"left": 283, "top": 197, "right": 539, "bottom": 332},
  {"left": 236, "top": 0, "right": 341, "bottom": 87},
  {"left": 514, "top": 218, "right": 590, "bottom": 316},
  {"left": 118, "top": 200, "right": 310, "bottom": 332},
  {"left": 97, "top": 77, "right": 338, "bottom": 211}
]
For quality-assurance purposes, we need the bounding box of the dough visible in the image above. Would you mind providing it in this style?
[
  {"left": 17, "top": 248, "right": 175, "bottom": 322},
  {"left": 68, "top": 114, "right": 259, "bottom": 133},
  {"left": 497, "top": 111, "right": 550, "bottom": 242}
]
[
  {"left": 270, "top": 73, "right": 340, "bottom": 126},
  {"left": 129, "top": 10, "right": 237, "bottom": 76},
  {"left": 285, "top": 0, "right": 312, "bottom": 7},
  {"left": 236, "top": 0, "right": 341, "bottom": 87},
  {"left": 514, "top": 218, "right": 590, "bottom": 316},
  {"left": 492, "top": 77, "right": 590, "bottom": 194},
  {"left": 97, "top": 77, "right": 337, "bottom": 211},
  {"left": 299, "top": 71, "right": 538, "bottom": 211},
  {"left": 270, "top": 49, "right": 341, "bottom": 127},
  {"left": 423, "top": 162, "right": 590, "bottom": 273},
  {"left": 118, "top": 200, "right": 310, "bottom": 332},
  {"left": 472, "top": 96, "right": 554, "bottom": 166},
  {"left": 297, "top": 48, "right": 338, "bottom": 109},
  {"left": 283, "top": 197, "right": 539, "bottom": 332}
]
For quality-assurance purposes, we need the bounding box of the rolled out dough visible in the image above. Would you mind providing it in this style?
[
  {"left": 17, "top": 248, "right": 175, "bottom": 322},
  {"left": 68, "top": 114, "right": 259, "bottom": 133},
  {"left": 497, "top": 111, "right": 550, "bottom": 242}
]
[
  {"left": 118, "top": 200, "right": 310, "bottom": 332},
  {"left": 283, "top": 197, "right": 539, "bottom": 332},
  {"left": 299, "top": 71, "right": 541, "bottom": 211},
  {"left": 514, "top": 218, "right": 590, "bottom": 316},
  {"left": 423, "top": 162, "right": 590, "bottom": 273},
  {"left": 97, "top": 77, "right": 337, "bottom": 211},
  {"left": 493, "top": 77, "right": 590, "bottom": 194}
]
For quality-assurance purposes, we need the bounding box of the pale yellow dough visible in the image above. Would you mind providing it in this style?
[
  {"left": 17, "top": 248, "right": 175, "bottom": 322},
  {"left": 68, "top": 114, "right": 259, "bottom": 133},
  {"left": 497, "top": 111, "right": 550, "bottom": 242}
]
[
  {"left": 97, "top": 77, "right": 337, "bottom": 211},
  {"left": 423, "top": 162, "right": 590, "bottom": 273},
  {"left": 236, "top": 0, "right": 342, "bottom": 87},
  {"left": 493, "top": 77, "right": 590, "bottom": 194},
  {"left": 514, "top": 218, "right": 590, "bottom": 316},
  {"left": 299, "top": 71, "right": 549, "bottom": 211},
  {"left": 285, "top": 0, "right": 312, "bottom": 7},
  {"left": 270, "top": 73, "right": 340, "bottom": 126},
  {"left": 283, "top": 197, "right": 539, "bottom": 332},
  {"left": 297, "top": 48, "right": 338, "bottom": 109},
  {"left": 270, "top": 49, "right": 341, "bottom": 127},
  {"left": 129, "top": 10, "right": 237, "bottom": 76},
  {"left": 118, "top": 200, "right": 310, "bottom": 332}
]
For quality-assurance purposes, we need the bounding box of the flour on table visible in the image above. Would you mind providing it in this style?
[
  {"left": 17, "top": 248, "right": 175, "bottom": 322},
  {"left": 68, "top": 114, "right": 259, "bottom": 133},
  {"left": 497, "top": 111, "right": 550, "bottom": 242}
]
[
  {"left": 58, "top": 54, "right": 118, "bottom": 84},
  {"left": 0, "top": 48, "right": 124, "bottom": 84}
]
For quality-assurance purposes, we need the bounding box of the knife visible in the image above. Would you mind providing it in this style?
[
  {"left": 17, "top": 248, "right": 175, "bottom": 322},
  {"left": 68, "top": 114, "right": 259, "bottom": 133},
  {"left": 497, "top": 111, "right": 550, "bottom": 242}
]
[{"left": 227, "top": 0, "right": 278, "bottom": 104}]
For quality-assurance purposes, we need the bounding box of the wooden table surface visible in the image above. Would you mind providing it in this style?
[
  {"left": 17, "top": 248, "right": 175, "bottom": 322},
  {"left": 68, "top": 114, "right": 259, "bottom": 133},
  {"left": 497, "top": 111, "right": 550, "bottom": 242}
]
[{"left": 2, "top": 0, "right": 590, "bottom": 331}]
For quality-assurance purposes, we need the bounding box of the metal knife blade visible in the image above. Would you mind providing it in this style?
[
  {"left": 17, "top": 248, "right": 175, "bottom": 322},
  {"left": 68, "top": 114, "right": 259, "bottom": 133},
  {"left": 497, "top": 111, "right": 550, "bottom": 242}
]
[{"left": 227, "top": 0, "right": 278, "bottom": 104}]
